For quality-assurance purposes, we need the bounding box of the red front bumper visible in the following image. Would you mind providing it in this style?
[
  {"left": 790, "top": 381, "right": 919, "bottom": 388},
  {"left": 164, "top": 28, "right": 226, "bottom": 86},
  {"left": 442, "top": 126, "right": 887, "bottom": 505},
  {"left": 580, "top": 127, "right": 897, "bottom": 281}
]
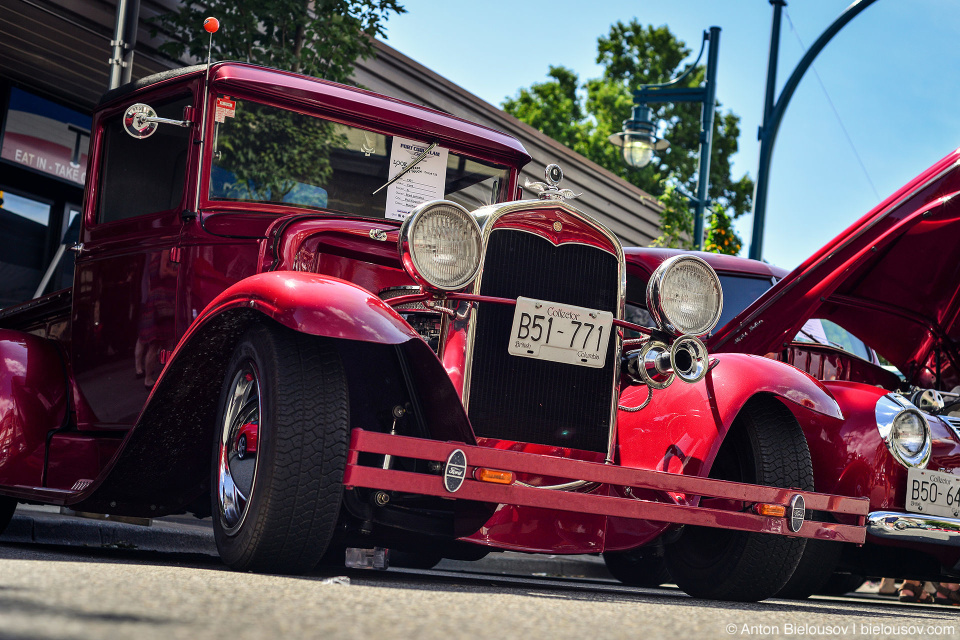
[{"left": 344, "top": 429, "right": 868, "bottom": 544}]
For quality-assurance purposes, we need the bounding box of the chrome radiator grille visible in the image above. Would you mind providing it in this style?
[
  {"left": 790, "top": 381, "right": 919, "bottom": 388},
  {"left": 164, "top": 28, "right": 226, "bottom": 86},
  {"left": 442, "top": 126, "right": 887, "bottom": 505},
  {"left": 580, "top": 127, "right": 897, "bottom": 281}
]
[{"left": 467, "top": 229, "right": 619, "bottom": 453}]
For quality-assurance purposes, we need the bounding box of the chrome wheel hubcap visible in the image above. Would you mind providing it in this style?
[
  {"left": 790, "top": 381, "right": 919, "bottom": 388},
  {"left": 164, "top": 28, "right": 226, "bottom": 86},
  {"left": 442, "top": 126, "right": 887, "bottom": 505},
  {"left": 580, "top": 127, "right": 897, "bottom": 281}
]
[{"left": 217, "top": 363, "right": 261, "bottom": 535}]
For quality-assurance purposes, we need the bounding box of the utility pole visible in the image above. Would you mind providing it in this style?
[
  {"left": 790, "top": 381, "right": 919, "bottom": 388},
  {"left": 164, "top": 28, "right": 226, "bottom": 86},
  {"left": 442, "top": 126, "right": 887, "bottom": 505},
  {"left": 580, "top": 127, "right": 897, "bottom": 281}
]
[
  {"left": 108, "top": 0, "right": 142, "bottom": 89},
  {"left": 749, "top": 0, "right": 879, "bottom": 261}
]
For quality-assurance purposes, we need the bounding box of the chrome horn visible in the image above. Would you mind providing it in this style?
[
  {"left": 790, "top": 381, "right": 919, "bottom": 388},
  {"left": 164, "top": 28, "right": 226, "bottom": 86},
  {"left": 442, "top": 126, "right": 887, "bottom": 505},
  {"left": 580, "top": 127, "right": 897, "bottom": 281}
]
[
  {"left": 626, "top": 341, "right": 675, "bottom": 389},
  {"left": 625, "top": 335, "right": 711, "bottom": 390},
  {"left": 670, "top": 335, "right": 709, "bottom": 384}
]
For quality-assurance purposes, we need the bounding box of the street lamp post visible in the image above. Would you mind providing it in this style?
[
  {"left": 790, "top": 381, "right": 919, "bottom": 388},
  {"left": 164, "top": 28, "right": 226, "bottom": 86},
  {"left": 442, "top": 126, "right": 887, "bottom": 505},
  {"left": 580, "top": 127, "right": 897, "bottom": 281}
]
[
  {"left": 748, "top": 0, "right": 879, "bottom": 261},
  {"left": 609, "top": 26, "right": 721, "bottom": 251}
]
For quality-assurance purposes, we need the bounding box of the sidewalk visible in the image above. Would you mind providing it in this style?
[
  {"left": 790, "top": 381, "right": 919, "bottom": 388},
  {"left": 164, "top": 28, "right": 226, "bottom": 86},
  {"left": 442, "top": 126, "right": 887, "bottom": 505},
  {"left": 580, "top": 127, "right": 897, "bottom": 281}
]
[{"left": 1, "top": 504, "right": 613, "bottom": 579}]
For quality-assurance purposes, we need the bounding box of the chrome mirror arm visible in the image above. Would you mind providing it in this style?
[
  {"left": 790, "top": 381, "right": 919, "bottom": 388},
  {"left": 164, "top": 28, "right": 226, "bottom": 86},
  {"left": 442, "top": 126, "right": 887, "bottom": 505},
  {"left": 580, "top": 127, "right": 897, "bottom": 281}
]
[{"left": 136, "top": 114, "right": 192, "bottom": 128}]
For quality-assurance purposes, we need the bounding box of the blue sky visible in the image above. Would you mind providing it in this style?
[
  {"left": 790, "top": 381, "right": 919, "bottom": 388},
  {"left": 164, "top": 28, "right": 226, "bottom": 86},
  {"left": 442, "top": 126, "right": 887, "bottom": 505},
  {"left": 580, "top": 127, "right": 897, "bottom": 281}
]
[{"left": 383, "top": 0, "right": 960, "bottom": 270}]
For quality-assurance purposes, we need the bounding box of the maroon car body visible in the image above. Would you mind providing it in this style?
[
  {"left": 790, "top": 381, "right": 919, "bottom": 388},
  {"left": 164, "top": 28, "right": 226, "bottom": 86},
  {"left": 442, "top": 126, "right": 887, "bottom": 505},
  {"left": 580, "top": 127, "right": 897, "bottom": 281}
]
[
  {"left": 0, "top": 61, "right": 869, "bottom": 602},
  {"left": 622, "top": 150, "right": 960, "bottom": 590}
]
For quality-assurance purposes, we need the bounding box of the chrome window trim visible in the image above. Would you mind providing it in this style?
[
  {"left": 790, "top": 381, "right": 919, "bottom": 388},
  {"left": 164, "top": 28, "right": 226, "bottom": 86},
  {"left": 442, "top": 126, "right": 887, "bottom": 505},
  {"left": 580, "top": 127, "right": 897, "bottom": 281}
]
[
  {"left": 455, "top": 199, "right": 626, "bottom": 469},
  {"left": 875, "top": 393, "right": 932, "bottom": 469}
]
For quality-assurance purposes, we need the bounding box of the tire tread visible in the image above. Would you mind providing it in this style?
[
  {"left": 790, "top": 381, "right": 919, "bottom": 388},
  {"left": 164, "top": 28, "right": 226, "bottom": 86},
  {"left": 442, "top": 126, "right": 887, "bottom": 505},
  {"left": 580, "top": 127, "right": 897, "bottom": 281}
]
[{"left": 214, "top": 323, "right": 349, "bottom": 573}]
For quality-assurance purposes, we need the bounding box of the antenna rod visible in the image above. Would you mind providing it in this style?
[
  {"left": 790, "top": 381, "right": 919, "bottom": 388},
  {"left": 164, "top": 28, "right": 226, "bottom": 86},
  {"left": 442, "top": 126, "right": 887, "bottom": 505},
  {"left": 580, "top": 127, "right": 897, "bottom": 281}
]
[{"left": 193, "top": 17, "right": 220, "bottom": 216}]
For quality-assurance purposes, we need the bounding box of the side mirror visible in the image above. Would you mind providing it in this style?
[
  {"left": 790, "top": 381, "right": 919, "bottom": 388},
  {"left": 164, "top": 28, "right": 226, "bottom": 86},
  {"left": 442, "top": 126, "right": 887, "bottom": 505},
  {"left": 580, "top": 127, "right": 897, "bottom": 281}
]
[{"left": 123, "top": 103, "right": 192, "bottom": 139}]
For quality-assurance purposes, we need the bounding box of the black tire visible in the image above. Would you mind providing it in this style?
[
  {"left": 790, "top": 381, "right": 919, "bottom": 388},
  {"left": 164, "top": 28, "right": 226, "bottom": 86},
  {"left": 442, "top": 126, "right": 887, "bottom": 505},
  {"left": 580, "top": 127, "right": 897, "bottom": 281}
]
[
  {"left": 664, "top": 397, "right": 813, "bottom": 602},
  {"left": 817, "top": 572, "right": 866, "bottom": 596},
  {"left": 775, "top": 533, "right": 842, "bottom": 599},
  {"left": 603, "top": 545, "right": 672, "bottom": 587},
  {"left": 211, "top": 323, "right": 349, "bottom": 574},
  {"left": 0, "top": 496, "right": 16, "bottom": 534}
]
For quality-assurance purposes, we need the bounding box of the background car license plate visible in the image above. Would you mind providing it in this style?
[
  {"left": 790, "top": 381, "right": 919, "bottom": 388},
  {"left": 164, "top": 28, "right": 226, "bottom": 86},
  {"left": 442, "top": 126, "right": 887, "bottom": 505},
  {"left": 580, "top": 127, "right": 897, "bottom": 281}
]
[
  {"left": 906, "top": 468, "right": 960, "bottom": 519},
  {"left": 507, "top": 297, "right": 613, "bottom": 368}
]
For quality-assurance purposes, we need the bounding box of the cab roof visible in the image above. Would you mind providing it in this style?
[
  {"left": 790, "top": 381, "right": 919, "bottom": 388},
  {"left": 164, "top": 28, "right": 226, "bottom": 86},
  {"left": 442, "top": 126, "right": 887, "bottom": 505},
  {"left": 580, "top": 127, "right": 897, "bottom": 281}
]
[{"left": 97, "top": 62, "right": 531, "bottom": 167}]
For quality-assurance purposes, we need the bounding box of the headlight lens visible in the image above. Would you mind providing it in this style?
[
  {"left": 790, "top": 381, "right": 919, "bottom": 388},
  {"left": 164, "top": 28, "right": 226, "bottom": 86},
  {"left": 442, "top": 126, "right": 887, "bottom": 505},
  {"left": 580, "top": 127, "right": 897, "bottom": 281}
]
[
  {"left": 892, "top": 409, "right": 927, "bottom": 456},
  {"left": 875, "top": 394, "right": 931, "bottom": 468},
  {"left": 647, "top": 255, "right": 723, "bottom": 336},
  {"left": 399, "top": 201, "right": 482, "bottom": 291}
]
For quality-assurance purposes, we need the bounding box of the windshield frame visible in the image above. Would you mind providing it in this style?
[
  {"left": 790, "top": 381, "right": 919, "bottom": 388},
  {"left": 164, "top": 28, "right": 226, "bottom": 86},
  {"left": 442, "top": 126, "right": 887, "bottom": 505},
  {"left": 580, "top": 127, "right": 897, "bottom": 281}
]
[{"left": 197, "top": 89, "right": 519, "bottom": 221}]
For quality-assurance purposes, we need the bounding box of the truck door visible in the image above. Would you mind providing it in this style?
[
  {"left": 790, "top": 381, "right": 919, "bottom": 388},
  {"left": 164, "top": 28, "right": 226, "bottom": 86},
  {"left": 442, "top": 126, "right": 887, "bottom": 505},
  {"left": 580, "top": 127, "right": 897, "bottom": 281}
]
[{"left": 71, "top": 93, "right": 194, "bottom": 428}]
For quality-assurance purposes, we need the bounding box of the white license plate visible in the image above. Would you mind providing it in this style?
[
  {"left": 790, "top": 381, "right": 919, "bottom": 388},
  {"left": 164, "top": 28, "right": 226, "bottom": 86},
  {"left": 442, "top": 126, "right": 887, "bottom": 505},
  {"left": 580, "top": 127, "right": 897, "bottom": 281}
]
[
  {"left": 906, "top": 468, "right": 960, "bottom": 519},
  {"left": 507, "top": 297, "right": 613, "bottom": 368}
]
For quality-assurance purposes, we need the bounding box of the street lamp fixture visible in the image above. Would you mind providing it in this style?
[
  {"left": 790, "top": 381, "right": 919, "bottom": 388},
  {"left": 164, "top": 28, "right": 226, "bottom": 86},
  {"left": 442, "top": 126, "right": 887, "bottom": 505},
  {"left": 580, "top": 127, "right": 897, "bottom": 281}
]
[
  {"left": 608, "top": 104, "right": 669, "bottom": 169},
  {"left": 610, "top": 26, "right": 721, "bottom": 251}
]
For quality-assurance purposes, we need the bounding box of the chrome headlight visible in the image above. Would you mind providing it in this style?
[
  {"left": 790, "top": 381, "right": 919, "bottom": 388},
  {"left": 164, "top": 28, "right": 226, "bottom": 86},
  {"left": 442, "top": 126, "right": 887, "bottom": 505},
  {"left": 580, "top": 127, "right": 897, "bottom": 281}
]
[
  {"left": 399, "top": 201, "right": 482, "bottom": 291},
  {"left": 875, "top": 394, "right": 931, "bottom": 468},
  {"left": 647, "top": 255, "right": 723, "bottom": 336}
]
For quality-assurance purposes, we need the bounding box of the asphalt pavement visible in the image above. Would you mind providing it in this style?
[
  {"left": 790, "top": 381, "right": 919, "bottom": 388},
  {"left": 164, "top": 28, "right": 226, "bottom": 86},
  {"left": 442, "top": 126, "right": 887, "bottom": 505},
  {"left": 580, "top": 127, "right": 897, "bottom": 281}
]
[{"left": 3, "top": 505, "right": 960, "bottom": 640}]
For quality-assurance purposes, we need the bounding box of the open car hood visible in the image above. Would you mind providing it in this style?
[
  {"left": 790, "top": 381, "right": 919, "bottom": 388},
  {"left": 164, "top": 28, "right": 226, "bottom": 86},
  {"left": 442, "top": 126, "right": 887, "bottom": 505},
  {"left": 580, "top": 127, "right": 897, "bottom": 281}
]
[{"left": 711, "top": 148, "right": 960, "bottom": 390}]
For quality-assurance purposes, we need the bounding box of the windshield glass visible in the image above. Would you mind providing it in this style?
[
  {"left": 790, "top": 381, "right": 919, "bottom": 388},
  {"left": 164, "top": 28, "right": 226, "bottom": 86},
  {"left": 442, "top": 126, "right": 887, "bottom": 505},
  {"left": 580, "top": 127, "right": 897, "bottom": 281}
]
[
  {"left": 209, "top": 97, "right": 511, "bottom": 219},
  {"left": 795, "top": 318, "right": 876, "bottom": 362}
]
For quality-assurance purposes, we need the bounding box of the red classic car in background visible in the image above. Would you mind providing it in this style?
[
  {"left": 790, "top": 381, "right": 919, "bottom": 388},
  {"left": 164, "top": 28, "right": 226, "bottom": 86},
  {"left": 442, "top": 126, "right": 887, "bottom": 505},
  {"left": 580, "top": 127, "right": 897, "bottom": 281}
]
[
  {"left": 0, "top": 57, "right": 870, "bottom": 602},
  {"left": 613, "top": 152, "right": 960, "bottom": 595}
]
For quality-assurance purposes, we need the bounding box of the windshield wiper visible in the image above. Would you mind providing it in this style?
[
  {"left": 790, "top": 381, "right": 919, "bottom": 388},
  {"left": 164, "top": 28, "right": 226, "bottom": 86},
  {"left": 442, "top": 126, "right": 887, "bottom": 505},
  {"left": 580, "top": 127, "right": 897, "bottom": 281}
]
[{"left": 372, "top": 142, "right": 438, "bottom": 195}]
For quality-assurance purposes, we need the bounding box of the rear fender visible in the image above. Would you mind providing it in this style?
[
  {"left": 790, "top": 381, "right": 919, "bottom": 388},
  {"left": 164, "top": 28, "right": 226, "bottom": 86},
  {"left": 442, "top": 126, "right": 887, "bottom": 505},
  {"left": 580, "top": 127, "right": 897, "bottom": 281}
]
[
  {"left": 72, "top": 273, "right": 472, "bottom": 516},
  {"left": 0, "top": 330, "right": 69, "bottom": 487},
  {"left": 616, "top": 352, "right": 843, "bottom": 480}
]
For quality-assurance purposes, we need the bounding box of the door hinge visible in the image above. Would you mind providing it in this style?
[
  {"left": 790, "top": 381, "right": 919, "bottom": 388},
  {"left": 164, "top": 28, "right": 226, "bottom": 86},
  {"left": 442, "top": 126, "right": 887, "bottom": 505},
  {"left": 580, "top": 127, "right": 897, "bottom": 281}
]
[{"left": 169, "top": 247, "right": 182, "bottom": 263}]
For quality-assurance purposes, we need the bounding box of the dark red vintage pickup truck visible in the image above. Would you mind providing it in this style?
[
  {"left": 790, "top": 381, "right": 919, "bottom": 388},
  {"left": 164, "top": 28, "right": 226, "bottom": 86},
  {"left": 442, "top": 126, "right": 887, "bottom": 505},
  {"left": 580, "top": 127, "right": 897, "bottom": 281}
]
[{"left": 0, "top": 59, "right": 867, "bottom": 601}]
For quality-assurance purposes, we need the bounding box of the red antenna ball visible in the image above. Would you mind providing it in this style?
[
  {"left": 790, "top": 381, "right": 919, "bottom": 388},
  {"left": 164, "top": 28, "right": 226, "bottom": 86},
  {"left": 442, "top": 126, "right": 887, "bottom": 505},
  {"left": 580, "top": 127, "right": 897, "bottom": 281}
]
[{"left": 203, "top": 17, "right": 219, "bottom": 33}]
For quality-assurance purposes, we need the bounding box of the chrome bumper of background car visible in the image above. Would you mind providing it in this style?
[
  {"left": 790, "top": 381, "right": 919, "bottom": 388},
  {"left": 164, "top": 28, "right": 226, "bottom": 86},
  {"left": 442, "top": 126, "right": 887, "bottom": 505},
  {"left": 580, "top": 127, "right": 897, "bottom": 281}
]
[{"left": 867, "top": 511, "right": 960, "bottom": 547}]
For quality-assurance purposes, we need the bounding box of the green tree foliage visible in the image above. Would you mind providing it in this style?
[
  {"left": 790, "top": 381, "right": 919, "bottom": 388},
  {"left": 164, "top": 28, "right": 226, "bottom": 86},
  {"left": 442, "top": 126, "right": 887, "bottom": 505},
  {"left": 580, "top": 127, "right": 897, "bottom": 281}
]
[
  {"left": 503, "top": 21, "right": 751, "bottom": 255},
  {"left": 154, "top": 0, "right": 405, "bottom": 84},
  {"left": 704, "top": 202, "right": 742, "bottom": 255}
]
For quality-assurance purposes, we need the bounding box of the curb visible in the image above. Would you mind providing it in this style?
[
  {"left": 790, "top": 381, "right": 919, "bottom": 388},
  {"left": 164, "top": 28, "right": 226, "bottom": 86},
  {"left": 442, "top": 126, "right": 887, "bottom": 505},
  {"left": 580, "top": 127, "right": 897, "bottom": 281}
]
[
  {"left": 1, "top": 506, "right": 613, "bottom": 580},
  {"left": 2, "top": 506, "right": 218, "bottom": 556}
]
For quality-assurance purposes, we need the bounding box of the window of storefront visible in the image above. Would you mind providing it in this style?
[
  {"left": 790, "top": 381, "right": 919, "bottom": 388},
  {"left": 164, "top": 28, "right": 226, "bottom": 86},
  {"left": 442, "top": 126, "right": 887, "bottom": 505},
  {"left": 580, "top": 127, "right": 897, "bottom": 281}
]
[{"left": 0, "top": 85, "right": 89, "bottom": 307}]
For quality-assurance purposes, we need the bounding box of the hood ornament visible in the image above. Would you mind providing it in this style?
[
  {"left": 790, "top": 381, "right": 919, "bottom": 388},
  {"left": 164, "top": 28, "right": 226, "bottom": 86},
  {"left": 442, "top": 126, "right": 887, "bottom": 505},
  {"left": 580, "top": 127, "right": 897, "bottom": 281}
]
[{"left": 524, "top": 164, "right": 581, "bottom": 201}]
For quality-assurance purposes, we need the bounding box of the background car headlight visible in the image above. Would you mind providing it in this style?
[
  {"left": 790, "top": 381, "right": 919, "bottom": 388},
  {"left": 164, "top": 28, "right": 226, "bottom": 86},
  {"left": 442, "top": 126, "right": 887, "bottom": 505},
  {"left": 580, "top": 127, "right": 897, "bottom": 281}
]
[
  {"left": 892, "top": 409, "right": 928, "bottom": 457},
  {"left": 646, "top": 255, "right": 723, "bottom": 336},
  {"left": 875, "top": 394, "right": 931, "bottom": 468},
  {"left": 399, "top": 201, "right": 482, "bottom": 291}
]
